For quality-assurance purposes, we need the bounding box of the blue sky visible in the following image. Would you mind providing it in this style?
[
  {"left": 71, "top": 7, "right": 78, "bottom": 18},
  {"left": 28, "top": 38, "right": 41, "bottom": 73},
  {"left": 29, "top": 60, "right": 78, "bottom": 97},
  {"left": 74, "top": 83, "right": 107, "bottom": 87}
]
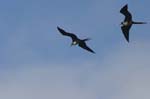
[{"left": 0, "top": 0, "right": 150, "bottom": 99}]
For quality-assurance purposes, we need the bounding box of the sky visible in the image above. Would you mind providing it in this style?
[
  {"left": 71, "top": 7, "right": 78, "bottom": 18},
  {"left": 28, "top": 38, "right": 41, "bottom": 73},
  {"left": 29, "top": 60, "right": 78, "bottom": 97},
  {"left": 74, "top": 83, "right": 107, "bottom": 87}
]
[{"left": 0, "top": 0, "right": 150, "bottom": 99}]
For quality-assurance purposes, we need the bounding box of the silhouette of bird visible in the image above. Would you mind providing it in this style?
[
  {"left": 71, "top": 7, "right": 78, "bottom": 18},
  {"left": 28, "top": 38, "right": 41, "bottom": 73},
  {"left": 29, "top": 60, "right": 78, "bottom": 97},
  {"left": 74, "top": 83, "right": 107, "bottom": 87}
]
[
  {"left": 57, "top": 26, "right": 95, "bottom": 54},
  {"left": 120, "top": 4, "right": 147, "bottom": 42}
]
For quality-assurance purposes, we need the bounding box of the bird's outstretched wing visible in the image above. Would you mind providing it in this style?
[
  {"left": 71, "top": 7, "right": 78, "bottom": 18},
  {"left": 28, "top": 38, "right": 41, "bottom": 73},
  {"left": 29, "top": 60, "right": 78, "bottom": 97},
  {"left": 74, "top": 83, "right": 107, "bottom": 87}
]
[
  {"left": 121, "top": 25, "right": 132, "bottom": 42},
  {"left": 79, "top": 42, "right": 95, "bottom": 54},
  {"left": 120, "top": 4, "right": 132, "bottom": 21},
  {"left": 57, "top": 26, "right": 78, "bottom": 40}
]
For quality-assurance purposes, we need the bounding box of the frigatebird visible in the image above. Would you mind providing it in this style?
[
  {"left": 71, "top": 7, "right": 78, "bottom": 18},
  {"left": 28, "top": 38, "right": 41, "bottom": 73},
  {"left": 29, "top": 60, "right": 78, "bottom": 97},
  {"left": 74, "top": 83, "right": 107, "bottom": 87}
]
[
  {"left": 120, "top": 4, "right": 147, "bottom": 42},
  {"left": 57, "top": 26, "right": 95, "bottom": 54}
]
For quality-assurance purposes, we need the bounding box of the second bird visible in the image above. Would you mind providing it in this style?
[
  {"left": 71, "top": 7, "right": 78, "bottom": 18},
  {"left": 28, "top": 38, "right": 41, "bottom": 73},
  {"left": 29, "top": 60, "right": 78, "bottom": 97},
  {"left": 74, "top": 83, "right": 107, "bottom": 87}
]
[
  {"left": 120, "top": 4, "right": 147, "bottom": 42},
  {"left": 57, "top": 26, "right": 95, "bottom": 54}
]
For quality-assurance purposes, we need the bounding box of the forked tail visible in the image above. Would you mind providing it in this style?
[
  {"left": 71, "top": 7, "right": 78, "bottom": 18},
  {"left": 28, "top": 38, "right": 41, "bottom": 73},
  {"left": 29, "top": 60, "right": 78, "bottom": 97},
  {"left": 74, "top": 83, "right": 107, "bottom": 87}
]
[
  {"left": 83, "top": 38, "right": 91, "bottom": 41},
  {"left": 132, "top": 21, "right": 147, "bottom": 24}
]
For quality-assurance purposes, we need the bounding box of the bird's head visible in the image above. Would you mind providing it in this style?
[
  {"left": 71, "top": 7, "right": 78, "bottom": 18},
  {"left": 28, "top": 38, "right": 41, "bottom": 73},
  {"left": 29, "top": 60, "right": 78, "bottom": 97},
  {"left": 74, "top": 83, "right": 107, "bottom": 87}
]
[{"left": 120, "top": 22, "right": 124, "bottom": 26}]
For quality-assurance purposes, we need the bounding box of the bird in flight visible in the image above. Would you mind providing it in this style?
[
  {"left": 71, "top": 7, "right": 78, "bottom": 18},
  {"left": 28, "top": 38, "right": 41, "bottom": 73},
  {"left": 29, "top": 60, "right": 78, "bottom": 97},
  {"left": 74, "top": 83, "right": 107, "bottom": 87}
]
[
  {"left": 120, "top": 4, "right": 147, "bottom": 42},
  {"left": 57, "top": 26, "right": 95, "bottom": 54}
]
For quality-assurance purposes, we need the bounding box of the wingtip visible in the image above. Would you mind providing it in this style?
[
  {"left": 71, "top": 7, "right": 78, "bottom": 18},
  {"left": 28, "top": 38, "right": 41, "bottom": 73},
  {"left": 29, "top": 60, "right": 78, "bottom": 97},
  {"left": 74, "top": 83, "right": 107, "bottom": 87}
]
[
  {"left": 127, "top": 39, "right": 129, "bottom": 43},
  {"left": 120, "top": 4, "right": 128, "bottom": 13},
  {"left": 91, "top": 50, "right": 96, "bottom": 54},
  {"left": 89, "top": 51, "right": 96, "bottom": 54},
  {"left": 93, "top": 52, "right": 96, "bottom": 54},
  {"left": 57, "top": 26, "right": 63, "bottom": 32},
  {"left": 124, "top": 4, "right": 128, "bottom": 9},
  {"left": 57, "top": 26, "right": 60, "bottom": 30}
]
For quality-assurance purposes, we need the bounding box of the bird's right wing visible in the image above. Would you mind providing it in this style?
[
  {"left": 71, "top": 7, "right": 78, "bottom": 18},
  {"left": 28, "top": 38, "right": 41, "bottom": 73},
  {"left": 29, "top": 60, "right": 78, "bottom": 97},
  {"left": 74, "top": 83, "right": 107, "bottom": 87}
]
[
  {"left": 121, "top": 25, "right": 132, "bottom": 42},
  {"left": 57, "top": 27, "right": 77, "bottom": 40},
  {"left": 120, "top": 4, "right": 132, "bottom": 21},
  {"left": 79, "top": 42, "right": 95, "bottom": 54}
]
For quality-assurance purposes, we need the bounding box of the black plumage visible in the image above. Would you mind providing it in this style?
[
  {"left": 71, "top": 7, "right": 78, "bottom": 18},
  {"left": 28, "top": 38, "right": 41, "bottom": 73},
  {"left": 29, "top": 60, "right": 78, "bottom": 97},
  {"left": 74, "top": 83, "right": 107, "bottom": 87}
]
[
  {"left": 57, "top": 26, "right": 95, "bottom": 54},
  {"left": 120, "top": 4, "right": 146, "bottom": 42},
  {"left": 120, "top": 4, "right": 132, "bottom": 22}
]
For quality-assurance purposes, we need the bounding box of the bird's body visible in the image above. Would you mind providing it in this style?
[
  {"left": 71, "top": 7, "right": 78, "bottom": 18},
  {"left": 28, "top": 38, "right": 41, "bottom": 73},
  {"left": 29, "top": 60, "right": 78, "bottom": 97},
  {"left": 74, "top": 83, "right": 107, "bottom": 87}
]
[
  {"left": 120, "top": 4, "right": 146, "bottom": 42},
  {"left": 72, "top": 41, "right": 78, "bottom": 45},
  {"left": 122, "top": 21, "right": 132, "bottom": 26},
  {"left": 57, "top": 26, "right": 95, "bottom": 54}
]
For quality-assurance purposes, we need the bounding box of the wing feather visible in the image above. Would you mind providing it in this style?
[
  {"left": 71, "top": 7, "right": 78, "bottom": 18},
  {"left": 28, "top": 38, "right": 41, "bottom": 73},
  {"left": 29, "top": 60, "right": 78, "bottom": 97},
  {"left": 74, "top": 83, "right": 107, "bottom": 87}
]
[
  {"left": 121, "top": 25, "right": 132, "bottom": 42},
  {"left": 78, "top": 42, "right": 95, "bottom": 53},
  {"left": 57, "top": 27, "right": 78, "bottom": 40},
  {"left": 120, "top": 4, "right": 132, "bottom": 21}
]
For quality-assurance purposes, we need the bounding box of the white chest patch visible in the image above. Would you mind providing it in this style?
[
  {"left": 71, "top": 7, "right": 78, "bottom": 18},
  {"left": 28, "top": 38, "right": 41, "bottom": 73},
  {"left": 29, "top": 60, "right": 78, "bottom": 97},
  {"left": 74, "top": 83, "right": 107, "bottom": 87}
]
[
  {"left": 123, "top": 22, "right": 128, "bottom": 26},
  {"left": 73, "top": 41, "right": 77, "bottom": 45}
]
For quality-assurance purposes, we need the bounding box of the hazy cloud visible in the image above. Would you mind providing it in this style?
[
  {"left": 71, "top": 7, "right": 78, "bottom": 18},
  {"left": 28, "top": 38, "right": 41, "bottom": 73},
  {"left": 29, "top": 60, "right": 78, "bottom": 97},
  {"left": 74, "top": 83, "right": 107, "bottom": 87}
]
[{"left": 0, "top": 41, "right": 150, "bottom": 99}]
